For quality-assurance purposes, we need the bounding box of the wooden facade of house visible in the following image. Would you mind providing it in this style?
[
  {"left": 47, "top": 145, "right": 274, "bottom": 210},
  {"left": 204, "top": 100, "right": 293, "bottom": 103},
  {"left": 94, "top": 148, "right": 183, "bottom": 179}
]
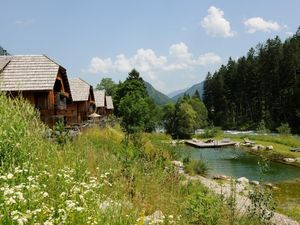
[
  {"left": 0, "top": 55, "right": 72, "bottom": 126},
  {"left": 65, "top": 78, "right": 95, "bottom": 124}
]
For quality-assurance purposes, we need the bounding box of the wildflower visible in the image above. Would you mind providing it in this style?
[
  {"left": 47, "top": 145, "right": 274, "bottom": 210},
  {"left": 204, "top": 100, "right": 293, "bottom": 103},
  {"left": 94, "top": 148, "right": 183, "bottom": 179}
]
[
  {"left": 76, "top": 206, "right": 84, "bottom": 212},
  {"left": 44, "top": 220, "right": 53, "bottom": 225},
  {"left": 43, "top": 192, "right": 49, "bottom": 198},
  {"left": 0, "top": 175, "right": 7, "bottom": 180},
  {"left": 5, "top": 197, "right": 16, "bottom": 205},
  {"left": 7, "top": 173, "right": 14, "bottom": 179},
  {"left": 66, "top": 200, "right": 76, "bottom": 210},
  {"left": 27, "top": 176, "right": 34, "bottom": 182}
]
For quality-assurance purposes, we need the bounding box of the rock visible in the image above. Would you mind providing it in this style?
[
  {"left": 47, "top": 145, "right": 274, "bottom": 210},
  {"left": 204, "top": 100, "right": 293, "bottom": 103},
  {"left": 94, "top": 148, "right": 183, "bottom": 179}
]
[
  {"left": 250, "top": 180, "right": 260, "bottom": 186},
  {"left": 265, "top": 183, "right": 273, "bottom": 188},
  {"left": 251, "top": 146, "right": 258, "bottom": 151},
  {"left": 237, "top": 177, "right": 249, "bottom": 183},
  {"left": 283, "top": 158, "right": 296, "bottom": 163},
  {"left": 257, "top": 145, "right": 265, "bottom": 150},
  {"left": 213, "top": 175, "right": 231, "bottom": 181},
  {"left": 171, "top": 160, "right": 183, "bottom": 168},
  {"left": 266, "top": 145, "right": 273, "bottom": 150},
  {"left": 144, "top": 210, "right": 165, "bottom": 224},
  {"left": 265, "top": 183, "right": 279, "bottom": 190}
]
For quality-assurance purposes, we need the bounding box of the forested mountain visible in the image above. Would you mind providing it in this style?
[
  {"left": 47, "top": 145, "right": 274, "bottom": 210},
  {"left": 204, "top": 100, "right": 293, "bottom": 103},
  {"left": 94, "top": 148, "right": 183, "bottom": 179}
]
[
  {"left": 172, "top": 81, "right": 204, "bottom": 101},
  {"left": 167, "top": 87, "right": 188, "bottom": 98},
  {"left": 144, "top": 81, "right": 173, "bottom": 105},
  {"left": 203, "top": 28, "right": 300, "bottom": 133}
]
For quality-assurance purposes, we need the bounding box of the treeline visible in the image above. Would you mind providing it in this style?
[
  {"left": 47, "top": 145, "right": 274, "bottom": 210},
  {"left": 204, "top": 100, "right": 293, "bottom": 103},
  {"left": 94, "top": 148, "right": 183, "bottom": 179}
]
[
  {"left": 203, "top": 28, "right": 300, "bottom": 133},
  {"left": 97, "top": 71, "right": 208, "bottom": 138}
]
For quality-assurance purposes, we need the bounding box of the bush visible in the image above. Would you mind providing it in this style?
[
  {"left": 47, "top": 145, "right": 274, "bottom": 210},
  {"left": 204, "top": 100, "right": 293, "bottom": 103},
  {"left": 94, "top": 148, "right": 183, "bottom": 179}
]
[
  {"left": 276, "top": 123, "right": 291, "bottom": 135},
  {"left": 256, "top": 120, "right": 270, "bottom": 134},
  {"left": 184, "top": 191, "right": 222, "bottom": 225},
  {"left": 200, "top": 126, "right": 221, "bottom": 138},
  {"left": 185, "top": 159, "right": 208, "bottom": 176}
]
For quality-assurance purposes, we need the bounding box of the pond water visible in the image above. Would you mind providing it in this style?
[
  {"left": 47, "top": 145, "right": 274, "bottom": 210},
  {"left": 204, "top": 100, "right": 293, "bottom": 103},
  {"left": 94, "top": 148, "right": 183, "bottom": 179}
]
[{"left": 177, "top": 145, "right": 300, "bottom": 182}]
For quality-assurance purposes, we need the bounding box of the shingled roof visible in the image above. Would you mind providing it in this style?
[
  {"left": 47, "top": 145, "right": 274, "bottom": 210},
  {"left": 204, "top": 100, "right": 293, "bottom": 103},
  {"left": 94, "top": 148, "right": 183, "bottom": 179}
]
[
  {"left": 106, "top": 96, "right": 114, "bottom": 109},
  {"left": 0, "top": 56, "right": 12, "bottom": 72},
  {"left": 69, "top": 78, "right": 94, "bottom": 102},
  {"left": 0, "top": 55, "right": 70, "bottom": 94},
  {"left": 94, "top": 90, "right": 105, "bottom": 107}
]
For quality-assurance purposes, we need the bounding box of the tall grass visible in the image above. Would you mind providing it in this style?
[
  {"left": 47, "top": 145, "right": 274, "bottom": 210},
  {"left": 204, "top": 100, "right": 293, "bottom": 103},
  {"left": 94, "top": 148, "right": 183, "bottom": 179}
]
[{"left": 0, "top": 93, "right": 266, "bottom": 224}]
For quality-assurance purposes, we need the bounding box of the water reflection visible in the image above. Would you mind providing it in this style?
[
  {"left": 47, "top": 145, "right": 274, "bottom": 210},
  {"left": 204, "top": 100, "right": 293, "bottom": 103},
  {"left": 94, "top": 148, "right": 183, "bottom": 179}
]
[{"left": 177, "top": 146, "right": 300, "bottom": 182}]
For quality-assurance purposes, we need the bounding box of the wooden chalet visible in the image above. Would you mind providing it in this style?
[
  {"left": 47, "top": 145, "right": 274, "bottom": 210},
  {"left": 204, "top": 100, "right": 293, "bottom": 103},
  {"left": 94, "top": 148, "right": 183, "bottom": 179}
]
[
  {"left": 94, "top": 90, "right": 106, "bottom": 115},
  {"left": 66, "top": 78, "right": 95, "bottom": 124},
  {"left": 0, "top": 55, "right": 72, "bottom": 126}
]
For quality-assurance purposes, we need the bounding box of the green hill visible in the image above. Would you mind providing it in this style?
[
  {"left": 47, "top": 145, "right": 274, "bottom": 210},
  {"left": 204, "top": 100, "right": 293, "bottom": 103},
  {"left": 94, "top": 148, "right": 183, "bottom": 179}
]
[
  {"left": 144, "top": 81, "right": 173, "bottom": 105},
  {"left": 172, "top": 81, "right": 204, "bottom": 101}
]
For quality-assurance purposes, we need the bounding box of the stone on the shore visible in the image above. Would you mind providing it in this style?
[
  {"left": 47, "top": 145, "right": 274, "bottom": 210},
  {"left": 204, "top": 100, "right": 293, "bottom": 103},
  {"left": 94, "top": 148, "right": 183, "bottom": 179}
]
[
  {"left": 213, "top": 175, "right": 231, "bottom": 181},
  {"left": 171, "top": 160, "right": 183, "bottom": 168},
  {"left": 237, "top": 177, "right": 249, "bottom": 183},
  {"left": 283, "top": 158, "right": 296, "bottom": 163},
  {"left": 266, "top": 145, "right": 273, "bottom": 150},
  {"left": 250, "top": 180, "right": 260, "bottom": 186},
  {"left": 265, "top": 183, "right": 279, "bottom": 190}
]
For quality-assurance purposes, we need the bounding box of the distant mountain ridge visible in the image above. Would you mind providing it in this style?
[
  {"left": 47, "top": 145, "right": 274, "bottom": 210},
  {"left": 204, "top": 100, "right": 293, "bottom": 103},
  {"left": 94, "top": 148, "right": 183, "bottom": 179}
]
[
  {"left": 171, "top": 81, "right": 204, "bottom": 101},
  {"left": 144, "top": 81, "right": 173, "bottom": 105},
  {"left": 167, "top": 87, "right": 188, "bottom": 98}
]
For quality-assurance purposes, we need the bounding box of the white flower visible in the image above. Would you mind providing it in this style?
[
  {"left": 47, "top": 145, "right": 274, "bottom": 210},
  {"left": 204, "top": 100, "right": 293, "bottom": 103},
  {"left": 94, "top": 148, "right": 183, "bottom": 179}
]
[
  {"left": 27, "top": 176, "right": 34, "bottom": 182},
  {"left": 5, "top": 197, "right": 16, "bottom": 205},
  {"left": 7, "top": 173, "right": 14, "bottom": 179},
  {"left": 0, "top": 175, "right": 7, "bottom": 180},
  {"left": 76, "top": 207, "right": 84, "bottom": 212},
  {"left": 43, "top": 192, "right": 49, "bottom": 198},
  {"left": 44, "top": 220, "right": 53, "bottom": 225}
]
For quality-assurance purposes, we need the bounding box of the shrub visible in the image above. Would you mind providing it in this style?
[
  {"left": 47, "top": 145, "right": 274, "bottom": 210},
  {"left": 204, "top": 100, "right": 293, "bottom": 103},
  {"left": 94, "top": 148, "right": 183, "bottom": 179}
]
[
  {"left": 52, "top": 121, "right": 70, "bottom": 145},
  {"left": 276, "top": 123, "right": 291, "bottom": 135},
  {"left": 184, "top": 191, "right": 222, "bottom": 225},
  {"left": 185, "top": 159, "right": 208, "bottom": 176},
  {"left": 200, "top": 126, "right": 221, "bottom": 138},
  {"left": 256, "top": 120, "right": 270, "bottom": 134}
]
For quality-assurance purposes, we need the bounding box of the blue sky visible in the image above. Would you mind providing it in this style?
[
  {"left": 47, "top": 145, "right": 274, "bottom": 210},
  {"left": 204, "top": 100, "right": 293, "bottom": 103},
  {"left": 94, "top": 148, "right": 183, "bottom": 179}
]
[{"left": 1, "top": 0, "right": 299, "bottom": 94}]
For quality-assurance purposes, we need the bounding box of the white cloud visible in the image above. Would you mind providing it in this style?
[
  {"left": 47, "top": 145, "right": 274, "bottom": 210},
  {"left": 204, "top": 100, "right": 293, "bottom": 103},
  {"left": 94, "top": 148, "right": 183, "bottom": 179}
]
[
  {"left": 89, "top": 57, "right": 112, "bottom": 73},
  {"left": 286, "top": 31, "right": 294, "bottom": 37},
  {"left": 88, "top": 42, "right": 221, "bottom": 76},
  {"left": 14, "top": 19, "right": 34, "bottom": 27},
  {"left": 244, "top": 17, "right": 282, "bottom": 33},
  {"left": 201, "top": 6, "right": 235, "bottom": 37}
]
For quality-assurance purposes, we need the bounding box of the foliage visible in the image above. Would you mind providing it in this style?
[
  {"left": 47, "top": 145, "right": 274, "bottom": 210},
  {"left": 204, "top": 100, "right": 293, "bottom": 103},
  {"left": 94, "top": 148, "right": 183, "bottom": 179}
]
[
  {"left": 184, "top": 191, "right": 222, "bottom": 225},
  {"left": 162, "top": 95, "right": 208, "bottom": 139},
  {"left": 0, "top": 93, "right": 47, "bottom": 168},
  {"left": 95, "top": 78, "right": 117, "bottom": 97},
  {"left": 248, "top": 187, "right": 275, "bottom": 225},
  {"left": 276, "top": 122, "right": 291, "bottom": 135},
  {"left": 184, "top": 160, "right": 208, "bottom": 176},
  {"left": 52, "top": 121, "right": 70, "bottom": 145},
  {"left": 256, "top": 120, "right": 270, "bottom": 134},
  {"left": 203, "top": 28, "right": 300, "bottom": 133},
  {"left": 115, "top": 69, "right": 159, "bottom": 136},
  {"left": 200, "top": 126, "right": 221, "bottom": 138}
]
